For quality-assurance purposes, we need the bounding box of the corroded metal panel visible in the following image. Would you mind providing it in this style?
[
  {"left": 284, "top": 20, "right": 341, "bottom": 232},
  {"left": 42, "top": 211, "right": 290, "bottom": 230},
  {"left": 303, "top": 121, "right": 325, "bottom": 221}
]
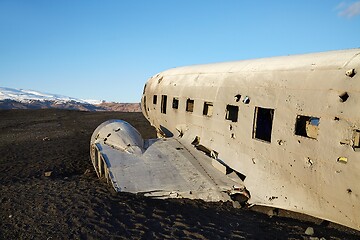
[
  {"left": 90, "top": 120, "right": 246, "bottom": 201},
  {"left": 140, "top": 49, "right": 360, "bottom": 230},
  {"left": 91, "top": 49, "right": 359, "bottom": 230}
]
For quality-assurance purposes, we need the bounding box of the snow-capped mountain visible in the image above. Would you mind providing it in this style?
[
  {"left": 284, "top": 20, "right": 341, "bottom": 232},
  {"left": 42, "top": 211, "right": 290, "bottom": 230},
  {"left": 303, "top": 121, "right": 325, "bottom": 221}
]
[
  {"left": 0, "top": 87, "right": 140, "bottom": 112},
  {"left": 0, "top": 87, "right": 94, "bottom": 104}
]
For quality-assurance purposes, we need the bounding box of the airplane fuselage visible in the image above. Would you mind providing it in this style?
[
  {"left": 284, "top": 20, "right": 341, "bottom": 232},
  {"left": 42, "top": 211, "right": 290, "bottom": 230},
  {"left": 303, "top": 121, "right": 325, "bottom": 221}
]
[{"left": 141, "top": 49, "right": 360, "bottom": 230}]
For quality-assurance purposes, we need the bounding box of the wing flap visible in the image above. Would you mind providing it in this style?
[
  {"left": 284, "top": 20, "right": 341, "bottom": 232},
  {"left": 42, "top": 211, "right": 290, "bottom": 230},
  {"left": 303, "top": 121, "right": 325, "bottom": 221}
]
[
  {"left": 90, "top": 120, "right": 247, "bottom": 202},
  {"left": 93, "top": 138, "right": 245, "bottom": 201}
]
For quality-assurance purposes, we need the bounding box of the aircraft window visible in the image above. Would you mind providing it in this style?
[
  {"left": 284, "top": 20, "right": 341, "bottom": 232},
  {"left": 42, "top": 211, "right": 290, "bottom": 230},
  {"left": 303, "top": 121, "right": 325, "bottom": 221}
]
[
  {"left": 172, "top": 97, "right": 179, "bottom": 109},
  {"left": 203, "top": 102, "right": 213, "bottom": 117},
  {"left": 253, "top": 107, "right": 274, "bottom": 142},
  {"left": 225, "top": 105, "right": 238, "bottom": 122},
  {"left": 161, "top": 95, "right": 167, "bottom": 114},
  {"left": 339, "top": 92, "right": 349, "bottom": 102},
  {"left": 295, "top": 115, "right": 319, "bottom": 139},
  {"left": 353, "top": 130, "right": 360, "bottom": 151},
  {"left": 153, "top": 95, "right": 157, "bottom": 104},
  {"left": 186, "top": 99, "right": 194, "bottom": 112}
]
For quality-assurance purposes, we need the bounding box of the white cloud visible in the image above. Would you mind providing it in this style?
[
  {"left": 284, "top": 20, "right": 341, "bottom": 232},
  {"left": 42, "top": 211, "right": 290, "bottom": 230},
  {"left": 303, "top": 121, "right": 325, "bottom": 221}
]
[{"left": 338, "top": 1, "right": 360, "bottom": 18}]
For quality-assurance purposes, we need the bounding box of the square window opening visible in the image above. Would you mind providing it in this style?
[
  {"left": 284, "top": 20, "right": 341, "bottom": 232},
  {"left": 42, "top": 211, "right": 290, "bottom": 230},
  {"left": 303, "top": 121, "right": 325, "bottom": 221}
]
[
  {"left": 353, "top": 129, "right": 360, "bottom": 151},
  {"left": 161, "top": 95, "right": 167, "bottom": 114},
  {"left": 153, "top": 95, "right": 157, "bottom": 104},
  {"left": 203, "top": 102, "right": 213, "bottom": 117},
  {"left": 253, "top": 107, "right": 274, "bottom": 142},
  {"left": 295, "top": 115, "right": 319, "bottom": 139},
  {"left": 172, "top": 97, "right": 179, "bottom": 109},
  {"left": 225, "top": 105, "right": 239, "bottom": 122},
  {"left": 186, "top": 99, "right": 194, "bottom": 112}
]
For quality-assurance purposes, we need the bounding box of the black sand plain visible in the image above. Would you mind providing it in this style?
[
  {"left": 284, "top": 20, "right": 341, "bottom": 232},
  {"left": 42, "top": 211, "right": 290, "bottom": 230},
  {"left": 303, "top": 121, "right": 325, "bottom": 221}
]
[{"left": 0, "top": 109, "right": 359, "bottom": 239}]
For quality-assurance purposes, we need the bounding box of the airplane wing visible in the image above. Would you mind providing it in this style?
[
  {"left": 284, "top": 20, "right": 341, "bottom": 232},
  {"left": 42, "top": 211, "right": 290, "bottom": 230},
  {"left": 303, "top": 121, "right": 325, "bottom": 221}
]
[{"left": 90, "top": 120, "right": 249, "bottom": 203}]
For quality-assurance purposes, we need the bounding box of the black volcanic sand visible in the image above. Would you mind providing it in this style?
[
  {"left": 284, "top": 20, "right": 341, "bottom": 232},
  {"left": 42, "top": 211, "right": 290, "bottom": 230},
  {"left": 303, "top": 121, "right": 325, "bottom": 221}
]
[{"left": 1, "top": 109, "right": 359, "bottom": 240}]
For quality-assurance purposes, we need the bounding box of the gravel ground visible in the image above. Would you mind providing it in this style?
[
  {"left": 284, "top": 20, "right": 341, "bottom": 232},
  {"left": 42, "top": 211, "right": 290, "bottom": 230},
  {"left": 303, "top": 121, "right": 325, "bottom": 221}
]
[{"left": 1, "top": 109, "right": 359, "bottom": 240}]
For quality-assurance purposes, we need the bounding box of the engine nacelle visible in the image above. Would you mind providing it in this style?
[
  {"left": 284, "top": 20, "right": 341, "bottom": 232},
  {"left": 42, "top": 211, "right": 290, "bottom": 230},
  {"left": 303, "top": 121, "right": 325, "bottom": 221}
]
[{"left": 90, "top": 120, "right": 144, "bottom": 155}]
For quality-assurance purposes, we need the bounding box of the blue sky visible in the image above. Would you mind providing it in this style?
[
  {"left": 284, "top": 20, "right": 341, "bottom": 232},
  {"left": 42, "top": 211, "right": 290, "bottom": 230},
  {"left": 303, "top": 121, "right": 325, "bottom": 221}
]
[{"left": 0, "top": 1, "right": 359, "bottom": 102}]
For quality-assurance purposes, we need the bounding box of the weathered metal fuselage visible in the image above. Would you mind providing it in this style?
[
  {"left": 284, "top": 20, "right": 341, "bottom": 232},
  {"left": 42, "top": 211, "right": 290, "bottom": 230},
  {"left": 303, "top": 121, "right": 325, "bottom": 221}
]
[{"left": 141, "top": 49, "right": 360, "bottom": 230}]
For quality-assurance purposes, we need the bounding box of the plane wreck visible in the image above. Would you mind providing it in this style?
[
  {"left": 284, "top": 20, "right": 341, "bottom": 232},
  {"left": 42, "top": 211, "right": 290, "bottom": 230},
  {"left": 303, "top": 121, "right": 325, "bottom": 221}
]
[{"left": 90, "top": 49, "right": 360, "bottom": 230}]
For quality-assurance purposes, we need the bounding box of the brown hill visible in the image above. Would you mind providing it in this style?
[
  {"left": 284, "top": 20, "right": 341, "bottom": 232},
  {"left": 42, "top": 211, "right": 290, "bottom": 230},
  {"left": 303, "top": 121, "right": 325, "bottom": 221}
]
[
  {"left": 98, "top": 102, "right": 141, "bottom": 112},
  {"left": 0, "top": 99, "right": 141, "bottom": 112}
]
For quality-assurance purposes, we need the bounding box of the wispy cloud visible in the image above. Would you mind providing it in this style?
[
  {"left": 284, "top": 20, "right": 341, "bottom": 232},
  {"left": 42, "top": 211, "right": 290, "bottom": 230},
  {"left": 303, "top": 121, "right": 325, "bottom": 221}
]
[{"left": 338, "top": 1, "right": 360, "bottom": 18}]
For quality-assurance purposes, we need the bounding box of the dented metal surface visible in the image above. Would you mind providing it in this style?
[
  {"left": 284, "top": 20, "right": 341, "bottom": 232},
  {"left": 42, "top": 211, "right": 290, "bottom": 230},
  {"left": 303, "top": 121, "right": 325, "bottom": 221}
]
[
  {"left": 90, "top": 120, "right": 247, "bottom": 201},
  {"left": 91, "top": 49, "right": 360, "bottom": 230}
]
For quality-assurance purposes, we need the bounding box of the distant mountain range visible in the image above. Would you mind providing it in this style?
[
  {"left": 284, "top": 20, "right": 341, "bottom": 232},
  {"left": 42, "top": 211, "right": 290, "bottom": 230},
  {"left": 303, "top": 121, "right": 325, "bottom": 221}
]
[{"left": 0, "top": 87, "right": 141, "bottom": 112}]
